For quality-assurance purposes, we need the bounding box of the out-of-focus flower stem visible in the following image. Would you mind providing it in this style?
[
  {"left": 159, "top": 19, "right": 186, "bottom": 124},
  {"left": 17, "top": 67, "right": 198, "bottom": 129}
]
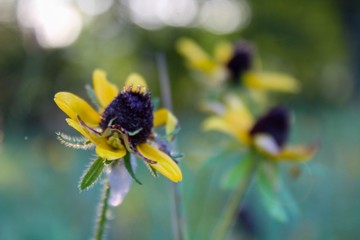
[
  {"left": 157, "top": 53, "right": 188, "bottom": 240},
  {"left": 93, "top": 180, "right": 110, "bottom": 240},
  {"left": 212, "top": 153, "right": 258, "bottom": 240}
]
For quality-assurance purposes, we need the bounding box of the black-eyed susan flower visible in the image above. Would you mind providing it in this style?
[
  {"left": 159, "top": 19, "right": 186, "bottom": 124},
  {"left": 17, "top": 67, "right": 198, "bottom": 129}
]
[
  {"left": 54, "top": 69, "right": 182, "bottom": 184},
  {"left": 176, "top": 37, "right": 300, "bottom": 93},
  {"left": 203, "top": 94, "right": 316, "bottom": 162}
]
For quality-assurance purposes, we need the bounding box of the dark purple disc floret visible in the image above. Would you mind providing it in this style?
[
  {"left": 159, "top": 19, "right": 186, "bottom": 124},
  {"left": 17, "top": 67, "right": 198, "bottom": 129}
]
[
  {"left": 100, "top": 90, "right": 154, "bottom": 145},
  {"left": 226, "top": 41, "right": 254, "bottom": 83},
  {"left": 250, "top": 106, "right": 290, "bottom": 148}
]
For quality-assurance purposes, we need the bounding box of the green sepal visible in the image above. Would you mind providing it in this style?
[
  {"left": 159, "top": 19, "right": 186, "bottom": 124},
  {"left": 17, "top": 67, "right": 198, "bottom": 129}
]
[
  {"left": 128, "top": 128, "right": 143, "bottom": 136},
  {"left": 171, "top": 151, "right": 184, "bottom": 161},
  {"left": 79, "top": 157, "right": 105, "bottom": 191},
  {"left": 257, "top": 161, "right": 287, "bottom": 222},
  {"left": 85, "top": 84, "right": 101, "bottom": 110},
  {"left": 166, "top": 125, "right": 181, "bottom": 141},
  {"left": 145, "top": 163, "right": 159, "bottom": 177},
  {"left": 221, "top": 155, "right": 253, "bottom": 189},
  {"left": 124, "top": 153, "right": 142, "bottom": 185}
]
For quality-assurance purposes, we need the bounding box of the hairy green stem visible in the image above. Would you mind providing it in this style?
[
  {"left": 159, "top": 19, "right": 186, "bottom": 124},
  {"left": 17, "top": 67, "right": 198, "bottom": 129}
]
[
  {"left": 156, "top": 53, "right": 188, "bottom": 240},
  {"left": 93, "top": 180, "right": 110, "bottom": 240},
  {"left": 212, "top": 156, "right": 258, "bottom": 240}
]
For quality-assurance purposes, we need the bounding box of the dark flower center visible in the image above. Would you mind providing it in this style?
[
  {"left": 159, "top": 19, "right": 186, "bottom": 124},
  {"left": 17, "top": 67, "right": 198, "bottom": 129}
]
[
  {"left": 226, "top": 41, "right": 254, "bottom": 83},
  {"left": 100, "top": 89, "right": 154, "bottom": 146},
  {"left": 249, "top": 106, "right": 290, "bottom": 148}
]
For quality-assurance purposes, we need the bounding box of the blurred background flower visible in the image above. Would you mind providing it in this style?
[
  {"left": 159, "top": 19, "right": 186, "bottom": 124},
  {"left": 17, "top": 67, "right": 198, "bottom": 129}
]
[{"left": 1, "top": 0, "right": 360, "bottom": 239}]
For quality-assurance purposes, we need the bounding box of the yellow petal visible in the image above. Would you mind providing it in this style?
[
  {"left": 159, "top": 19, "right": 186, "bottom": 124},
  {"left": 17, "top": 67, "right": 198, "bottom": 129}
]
[
  {"left": 54, "top": 92, "right": 101, "bottom": 127},
  {"left": 202, "top": 116, "right": 250, "bottom": 144},
  {"left": 66, "top": 118, "right": 126, "bottom": 160},
  {"left": 243, "top": 71, "right": 301, "bottom": 93},
  {"left": 93, "top": 69, "right": 119, "bottom": 108},
  {"left": 176, "top": 37, "right": 218, "bottom": 74},
  {"left": 96, "top": 145, "right": 126, "bottom": 160},
  {"left": 223, "top": 94, "right": 254, "bottom": 129},
  {"left": 65, "top": 118, "right": 103, "bottom": 145},
  {"left": 274, "top": 144, "right": 317, "bottom": 162},
  {"left": 124, "top": 73, "right": 148, "bottom": 92},
  {"left": 136, "top": 143, "right": 182, "bottom": 182},
  {"left": 153, "top": 108, "right": 178, "bottom": 141},
  {"left": 213, "top": 41, "right": 233, "bottom": 64}
]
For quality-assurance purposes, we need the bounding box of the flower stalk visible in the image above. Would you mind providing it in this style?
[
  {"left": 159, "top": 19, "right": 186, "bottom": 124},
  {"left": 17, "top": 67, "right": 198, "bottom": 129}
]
[
  {"left": 212, "top": 152, "right": 258, "bottom": 240},
  {"left": 94, "top": 180, "right": 110, "bottom": 240},
  {"left": 157, "top": 53, "right": 188, "bottom": 240}
]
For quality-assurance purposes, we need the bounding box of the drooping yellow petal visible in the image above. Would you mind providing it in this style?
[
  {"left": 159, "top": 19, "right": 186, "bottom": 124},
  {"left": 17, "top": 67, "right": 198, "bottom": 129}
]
[
  {"left": 54, "top": 92, "right": 101, "bottom": 127},
  {"left": 96, "top": 145, "right": 126, "bottom": 160},
  {"left": 92, "top": 69, "right": 119, "bottom": 108},
  {"left": 124, "top": 73, "right": 147, "bottom": 92},
  {"left": 213, "top": 41, "right": 233, "bottom": 64},
  {"left": 274, "top": 144, "right": 317, "bottom": 162},
  {"left": 176, "top": 37, "right": 218, "bottom": 74},
  {"left": 153, "top": 108, "right": 178, "bottom": 141},
  {"left": 136, "top": 143, "right": 182, "bottom": 182},
  {"left": 243, "top": 71, "right": 301, "bottom": 93}
]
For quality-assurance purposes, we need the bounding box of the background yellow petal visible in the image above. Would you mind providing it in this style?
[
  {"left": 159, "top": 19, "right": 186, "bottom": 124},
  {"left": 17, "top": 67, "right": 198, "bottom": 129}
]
[
  {"left": 93, "top": 69, "right": 119, "bottom": 108},
  {"left": 213, "top": 41, "right": 233, "bottom": 64},
  {"left": 176, "top": 37, "right": 218, "bottom": 73},
  {"left": 202, "top": 116, "right": 250, "bottom": 144},
  {"left": 153, "top": 108, "right": 178, "bottom": 141},
  {"left": 137, "top": 143, "right": 182, "bottom": 182},
  {"left": 96, "top": 145, "right": 126, "bottom": 160},
  {"left": 274, "top": 144, "right": 317, "bottom": 162},
  {"left": 243, "top": 71, "right": 301, "bottom": 93},
  {"left": 124, "top": 73, "right": 147, "bottom": 92},
  {"left": 54, "top": 92, "right": 100, "bottom": 127}
]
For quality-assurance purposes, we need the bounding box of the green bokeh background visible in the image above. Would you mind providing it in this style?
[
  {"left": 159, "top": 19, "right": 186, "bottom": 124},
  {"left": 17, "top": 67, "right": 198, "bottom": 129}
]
[{"left": 1, "top": 0, "right": 360, "bottom": 239}]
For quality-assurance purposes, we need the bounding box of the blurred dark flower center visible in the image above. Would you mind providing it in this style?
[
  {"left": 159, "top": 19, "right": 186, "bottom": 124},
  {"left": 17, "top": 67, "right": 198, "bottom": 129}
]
[
  {"left": 100, "top": 90, "right": 154, "bottom": 145},
  {"left": 250, "top": 106, "right": 290, "bottom": 148},
  {"left": 226, "top": 41, "right": 254, "bottom": 83}
]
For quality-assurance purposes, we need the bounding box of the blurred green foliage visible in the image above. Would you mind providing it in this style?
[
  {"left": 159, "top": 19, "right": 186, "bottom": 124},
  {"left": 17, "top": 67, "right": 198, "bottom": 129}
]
[{"left": 0, "top": 0, "right": 359, "bottom": 239}]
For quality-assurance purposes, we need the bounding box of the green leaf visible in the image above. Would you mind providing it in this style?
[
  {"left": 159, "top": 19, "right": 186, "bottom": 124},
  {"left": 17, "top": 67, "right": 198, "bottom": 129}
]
[
  {"left": 124, "top": 154, "right": 142, "bottom": 185},
  {"left": 257, "top": 161, "right": 288, "bottom": 222},
  {"left": 221, "top": 155, "right": 253, "bottom": 189},
  {"left": 200, "top": 148, "right": 239, "bottom": 170},
  {"left": 79, "top": 157, "right": 105, "bottom": 191}
]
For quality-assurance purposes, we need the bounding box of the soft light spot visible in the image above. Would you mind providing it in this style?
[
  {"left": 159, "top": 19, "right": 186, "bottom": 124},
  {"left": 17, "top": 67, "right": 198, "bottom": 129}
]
[
  {"left": 17, "top": 0, "right": 82, "bottom": 48},
  {"left": 199, "top": 0, "right": 250, "bottom": 34},
  {"left": 76, "top": 0, "right": 113, "bottom": 16}
]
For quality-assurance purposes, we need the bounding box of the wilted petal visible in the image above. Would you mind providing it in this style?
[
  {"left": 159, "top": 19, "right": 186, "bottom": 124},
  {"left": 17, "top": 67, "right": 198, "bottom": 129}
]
[
  {"left": 107, "top": 157, "right": 136, "bottom": 206},
  {"left": 54, "top": 92, "right": 100, "bottom": 127}
]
